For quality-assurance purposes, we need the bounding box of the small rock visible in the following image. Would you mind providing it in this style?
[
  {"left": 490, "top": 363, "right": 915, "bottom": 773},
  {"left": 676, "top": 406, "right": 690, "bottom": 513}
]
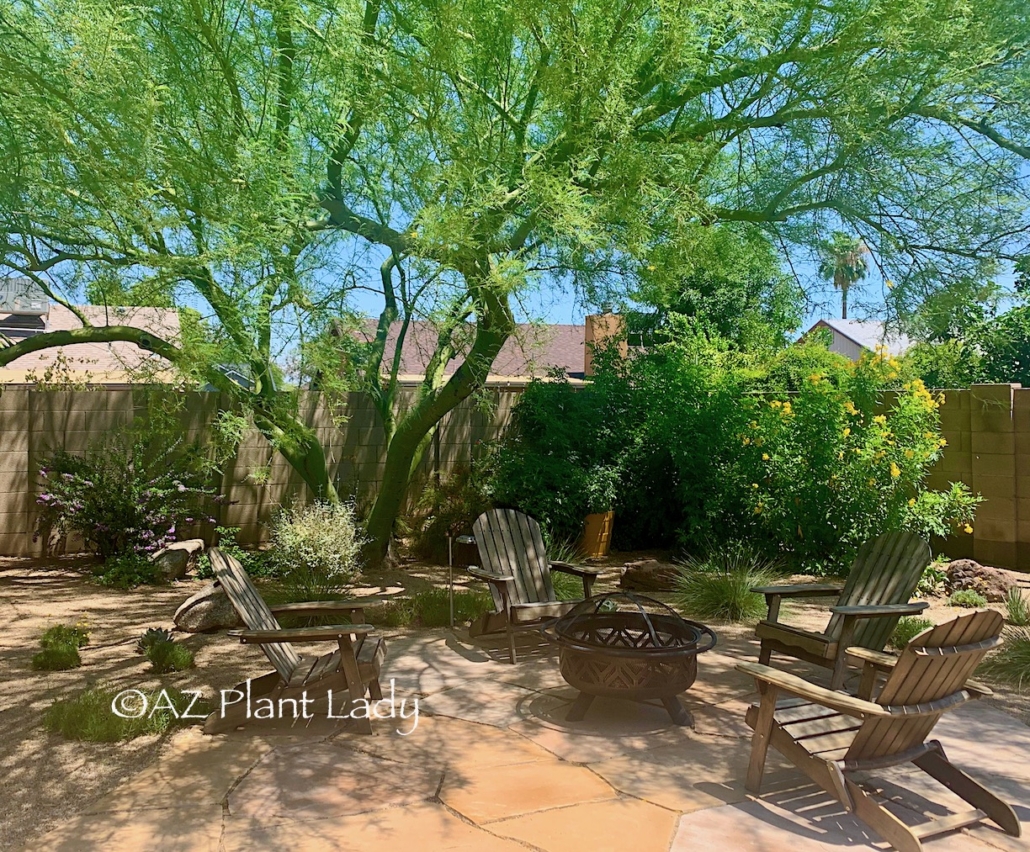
[
  {"left": 620, "top": 559, "right": 679, "bottom": 592},
  {"left": 945, "top": 558, "right": 1016, "bottom": 602},
  {"left": 174, "top": 582, "right": 242, "bottom": 632},
  {"left": 151, "top": 539, "right": 206, "bottom": 581}
]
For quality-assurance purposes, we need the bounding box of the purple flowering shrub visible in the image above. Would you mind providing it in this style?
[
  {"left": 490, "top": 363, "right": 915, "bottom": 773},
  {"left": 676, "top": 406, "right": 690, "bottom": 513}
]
[{"left": 35, "top": 431, "right": 215, "bottom": 563}]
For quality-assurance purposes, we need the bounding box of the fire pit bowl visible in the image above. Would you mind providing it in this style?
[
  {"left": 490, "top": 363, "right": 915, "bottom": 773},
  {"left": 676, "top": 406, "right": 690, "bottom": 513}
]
[{"left": 541, "top": 592, "right": 717, "bottom": 726}]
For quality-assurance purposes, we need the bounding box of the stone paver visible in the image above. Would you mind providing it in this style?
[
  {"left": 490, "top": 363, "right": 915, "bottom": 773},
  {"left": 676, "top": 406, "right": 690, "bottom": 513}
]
[{"left": 28, "top": 623, "right": 1030, "bottom": 852}]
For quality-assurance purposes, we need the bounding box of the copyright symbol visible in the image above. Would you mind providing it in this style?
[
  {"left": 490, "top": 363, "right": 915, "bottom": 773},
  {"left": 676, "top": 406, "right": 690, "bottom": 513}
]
[{"left": 111, "top": 689, "right": 148, "bottom": 719}]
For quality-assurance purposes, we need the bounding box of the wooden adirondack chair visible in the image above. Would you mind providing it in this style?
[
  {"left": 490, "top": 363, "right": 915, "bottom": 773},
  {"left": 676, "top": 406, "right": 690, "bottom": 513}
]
[
  {"left": 754, "top": 531, "right": 932, "bottom": 688},
  {"left": 467, "top": 508, "right": 603, "bottom": 664},
  {"left": 738, "top": 609, "right": 1020, "bottom": 852},
  {"left": 203, "top": 548, "right": 386, "bottom": 735}
]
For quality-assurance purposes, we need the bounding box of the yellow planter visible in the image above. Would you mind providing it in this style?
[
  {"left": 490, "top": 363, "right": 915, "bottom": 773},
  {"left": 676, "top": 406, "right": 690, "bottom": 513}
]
[{"left": 579, "top": 511, "right": 614, "bottom": 558}]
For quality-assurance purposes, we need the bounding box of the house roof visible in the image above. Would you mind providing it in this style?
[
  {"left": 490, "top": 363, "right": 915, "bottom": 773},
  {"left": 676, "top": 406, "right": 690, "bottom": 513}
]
[
  {"left": 809, "top": 318, "right": 912, "bottom": 357},
  {"left": 0, "top": 303, "right": 181, "bottom": 383},
  {"left": 355, "top": 320, "right": 586, "bottom": 382}
]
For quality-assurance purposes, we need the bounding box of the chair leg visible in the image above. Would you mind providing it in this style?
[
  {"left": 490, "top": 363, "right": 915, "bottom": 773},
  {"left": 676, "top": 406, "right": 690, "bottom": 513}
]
[
  {"left": 506, "top": 620, "right": 517, "bottom": 665},
  {"left": 745, "top": 685, "right": 779, "bottom": 794},
  {"left": 368, "top": 677, "right": 384, "bottom": 701},
  {"left": 846, "top": 778, "right": 924, "bottom": 852},
  {"left": 915, "top": 744, "right": 1021, "bottom": 837}
]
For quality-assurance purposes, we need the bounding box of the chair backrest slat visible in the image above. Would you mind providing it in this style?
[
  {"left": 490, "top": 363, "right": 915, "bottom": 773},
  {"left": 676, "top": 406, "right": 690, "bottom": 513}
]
[
  {"left": 826, "top": 531, "right": 931, "bottom": 650},
  {"left": 473, "top": 509, "right": 554, "bottom": 605},
  {"left": 209, "top": 548, "right": 300, "bottom": 680},
  {"left": 845, "top": 609, "right": 1003, "bottom": 762}
]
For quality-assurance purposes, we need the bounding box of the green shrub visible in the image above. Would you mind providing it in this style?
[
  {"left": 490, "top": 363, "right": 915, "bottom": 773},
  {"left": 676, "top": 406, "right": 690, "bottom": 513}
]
[
  {"left": 32, "top": 644, "right": 81, "bottom": 671},
  {"left": 949, "top": 589, "right": 988, "bottom": 608},
  {"left": 94, "top": 551, "right": 162, "bottom": 589},
  {"left": 978, "top": 628, "right": 1030, "bottom": 689},
  {"left": 145, "top": 639, "right": 194, "bottom": 673},
  {"left": 889, "top": 617, "right": 935, "bottom": 650},
  {"left": 674, "top": 541, "right": 777, "bottom": 621},
  {"left": 44, "top": 687, "right": 207, "bottom": 741},
  {"left": 136, "top": 627, "right": 174, "bottom": 654},
  {"left": 1005, "top": 588, "right": 1030, "bottom": 627},
  {"left": 271, "top": 502, "right": 364, "bottom": 599},
  {"left": 41, "top": 622, "right": 90, "bottom": 650},
  {"left": 196, "top": 527, "right": 273, "bottom": 579},
  {"left": 917, "top": 561, "right": 949, "bottom": 597},
  {"left": 406, "top": 466, "right": 491, "bottom": 564}
]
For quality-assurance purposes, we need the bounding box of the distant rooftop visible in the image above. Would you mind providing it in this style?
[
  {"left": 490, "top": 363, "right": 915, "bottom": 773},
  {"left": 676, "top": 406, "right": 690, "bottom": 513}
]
[{"left": 807, "top": 318, "right": 912, "bottom": 359}]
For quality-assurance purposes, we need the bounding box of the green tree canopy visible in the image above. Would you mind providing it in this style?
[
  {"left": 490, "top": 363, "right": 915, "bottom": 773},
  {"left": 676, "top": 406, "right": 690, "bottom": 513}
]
[{"left": 2, "top": 0, "right": 1029, "bottom": 563}]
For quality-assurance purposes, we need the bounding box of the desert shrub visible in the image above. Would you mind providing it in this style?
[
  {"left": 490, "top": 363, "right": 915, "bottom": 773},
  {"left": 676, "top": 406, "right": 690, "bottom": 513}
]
[
  {"left": 32, "top": 644, "right": 82, "bottom": 671},
  {"left": 1005, "top": 589, "right": 1030, "bottom": 626},
  {"left": 44, "top": 687, "right": 207, "bottom": 741},
  {"left": 35, "top": 421, "right": 216, "bottom": 563},
  {"left": 917, "top": 560, "right": 949, "bottom": 596},
  {"left": 406, "top": 466, "right": 491, "bottom": 564},
  {"left": 674, "top": 541, "right": 778, "bottom": 621},
  {"left": 94, "top": 551, "right": 162, "bottom": 589},
  {"left": 195, "top": 527, "right": 273, "bottom": 579},
  {"left": 889, "top": 617, "right": 935, "bottom": 650},
  {"left": 271, "top": 502, "right": 364, "bottom": 599},
  {"left": 949, "top": 589, "right": 988, "bottom": 608},
  {"left": 41, "top": 621, "right": 90, "bottom": 650},
  {"left": 145, "top": 639, "right": 194, "bottom": 673},
  {"left": 136, "top": 628, "right": 174, "bottom": 654},
  {"left": 978, "top": 628, "right": 1030, "bottom": 689}
]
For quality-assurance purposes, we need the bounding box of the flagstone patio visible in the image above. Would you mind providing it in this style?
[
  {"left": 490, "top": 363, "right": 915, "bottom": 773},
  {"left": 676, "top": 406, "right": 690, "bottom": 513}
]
[{"left": 31, "top": 628, "right": 1030, "bottom": 852}]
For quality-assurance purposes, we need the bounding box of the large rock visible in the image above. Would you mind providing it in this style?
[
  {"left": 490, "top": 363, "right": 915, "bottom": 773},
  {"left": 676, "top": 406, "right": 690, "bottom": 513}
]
[
  {"left": 945, "top": 558, "right": 1016, "bottom": 602},
  {"left": 174, "top": 582, "right": 242, "bottom": 633},
  {"left": 619, "top": 559, "right": 679, "bottom": 592},
  {"left": 151, "top": 539, "right": 206, "bottom": 581}
]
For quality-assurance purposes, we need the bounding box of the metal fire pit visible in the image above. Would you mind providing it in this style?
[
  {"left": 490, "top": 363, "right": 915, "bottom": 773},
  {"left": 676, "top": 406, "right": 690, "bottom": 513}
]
[{"left": 542, "top": 592, "right": 717, "bottom": 726}]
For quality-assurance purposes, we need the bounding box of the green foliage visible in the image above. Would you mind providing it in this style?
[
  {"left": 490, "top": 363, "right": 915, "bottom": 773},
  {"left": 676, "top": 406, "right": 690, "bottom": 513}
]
[
  {"left": 674, "top": 542, "right": 778, "bottom": 622},
  {"left": 902, "top": 340, "right": 982, "bottom": 390},
  {"left": 817, "top": 233, "right": 868, "bottom": 319},
  {"left": 917, "top": 561, "right": 950, "bottom": 597},
  {"left": 406, "top": 466, "right": 491, "bottom": 564},
  {"left": 35, "top": 416, "right": 216, "bottom": 562},
  {"left": 145, "top": 640, "right": 195, "bottom": 674},
  {"left": 41, "top": 622, "right": 90, "bottom": 650},
  {"left": 1004, "top": 589, "right": 1030, "bottom": 627},
  {"left": 196, "top": 527, "right": 273, "bottom": 580},
  {"left": 949, "top": 589, "right": 988, "bottom": 608},
  {"left": 271, "top": 502, "right": 364, "bottom": 599},
  {"left": 94, "top": 552, "right": 162, "bottom": 590},
  {"left": 44, "top": 687, "right": 208, "bottom": 742},
  {"left": 136, "top": 628, "right": 174, "bottom": 655},
  {"left": 32, "top": 644, "right": 81, "bottom": 671},
  {"left": 366, "top": 588, "right": 494, "bottom": 628},
  {"left": 889, "top": 617, "right": 935, "bottom": 650},
  {"left": 978, "top": 628, "right": 1030, "bottom": 689},
  {"left": 978, "top": 304, "right": 1030, "bottom": 386}
]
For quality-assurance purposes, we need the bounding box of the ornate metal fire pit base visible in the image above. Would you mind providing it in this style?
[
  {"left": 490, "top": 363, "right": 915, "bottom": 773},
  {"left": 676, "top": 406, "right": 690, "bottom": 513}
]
[{"left": 542, "top": 593, "right": 717, "bottom": 727}]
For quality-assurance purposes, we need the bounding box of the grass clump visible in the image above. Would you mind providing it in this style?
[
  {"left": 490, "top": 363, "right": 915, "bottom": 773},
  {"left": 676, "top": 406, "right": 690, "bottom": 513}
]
[
  {"left": 41, "top": 622, "right": 90, "bottom": 649},
  {"left": 44, "top": 687, "right": 208, "bottom": 741},
  {"left": 145, "top": 639, "right": 194, "bottom": 673},
  {"left": 675, "top": 541, "right": 778, "bottom": 622},
  {"left": 978, "top": 628, "right": 1030, "bottom": 690},
  {"left": 949, "top": 589, "right": 988, "bottom": 608},
  {"left": 32, "top": 644, "right": 82, "bottom": 671},
  {"left": 1004, "top": 588, "right": 1030, "bottom": 626},
  {"left": 889, "top": 617, "right": 935, "bottom": 650},
  {"left": 367, "top": 588, "right": 494, "bottom": 628}
]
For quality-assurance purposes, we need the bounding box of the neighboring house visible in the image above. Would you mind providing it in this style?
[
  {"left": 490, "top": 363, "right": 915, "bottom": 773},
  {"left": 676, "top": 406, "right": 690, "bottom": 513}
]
[
  {"left": 0, "top": 302, "right": 181, "bottom": 384},
  {"left": 353, "top": 319, "right": 591, "bottom": 384},
  {"left": 805, "top": 318, "right": 912, "bottom": 361}
]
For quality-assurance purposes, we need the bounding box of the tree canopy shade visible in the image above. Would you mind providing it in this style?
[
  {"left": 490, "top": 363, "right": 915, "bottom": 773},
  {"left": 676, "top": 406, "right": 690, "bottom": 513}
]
[{"left": 1, "top": 0, "right": 1029, "bottom": 564}]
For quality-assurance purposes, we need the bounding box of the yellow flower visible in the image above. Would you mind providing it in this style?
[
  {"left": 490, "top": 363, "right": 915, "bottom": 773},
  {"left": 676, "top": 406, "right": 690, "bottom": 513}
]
[
  {"left": 842, "top": 427, "right": 851, "bottom": 438},
  {"left": 873, "top": 415, "right": 887, "bottom": 425},
  {"left": 770, "top": 400, "right": 782, "bottom": 409},
  {"left": 837, "top": 451, "right": 844, "bottom": 460},
  {"left": 886, "top": 279, "right": 894, "bottom": 289},
  {"left": 754, "top": 504, "right": 763, "bottom": 515},
  {"left": 908, "top": 498, "right": 916, "bottom": 507},
  {"left": 867, "top": 478, "right": 876, "bottom": 487},
  {"left": 743, "top": 437, "right": 751, "bottom": 445},
  {"left": 762, "top": 453, "right": 770, "bottom": 461},
  {"left": 844, "top": 401, "right": 858, "bottom": 416},
  {"left": 647, "top": 264, "right": 656, "bottom": 271},
  {"left": 752, "top": 482, "right": 759, "bottom": 489},
  {"left": 964, "top": 524, "right": 973, "bottom": 534},
  {"left": 938, "top": 438, "right": 947, "bottom": 448},
  {"left": 890, "top": 462, "right": 901, "bottom": 478},
  {"left": 904, "top": 449, "right": 914, "bottom": 459},
  {"left": 807, "top": 373, "right": 822, "bottom": 384}
]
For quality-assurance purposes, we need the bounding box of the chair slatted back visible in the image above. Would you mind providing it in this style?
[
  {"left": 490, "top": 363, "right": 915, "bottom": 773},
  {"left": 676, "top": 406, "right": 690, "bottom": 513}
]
[
  {"left": 473, "top": 509, "right": 555, "bottom": 606},
  {"left": 825, "top": 531, "right": 931, "bottom": 651},
  {"left": 845, "top": 609, "right": 1003, "bottom": 762},
  {"left": 209, "top": 548, "right": 300, "bottom": 680}
]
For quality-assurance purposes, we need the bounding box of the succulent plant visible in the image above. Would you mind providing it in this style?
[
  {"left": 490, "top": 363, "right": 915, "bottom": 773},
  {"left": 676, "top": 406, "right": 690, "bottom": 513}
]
[{"left": 136, "top": 627, "right": 174, "bottom": 654}]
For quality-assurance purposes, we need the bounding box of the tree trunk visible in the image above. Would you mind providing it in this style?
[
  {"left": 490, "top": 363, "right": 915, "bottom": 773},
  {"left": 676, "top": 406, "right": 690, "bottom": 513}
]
[
  {"left": 841, "top": 285, "right": 848, "bottom": 320},
  {"left": 261, "top": 416, "right": 338, "bottom": 503}
]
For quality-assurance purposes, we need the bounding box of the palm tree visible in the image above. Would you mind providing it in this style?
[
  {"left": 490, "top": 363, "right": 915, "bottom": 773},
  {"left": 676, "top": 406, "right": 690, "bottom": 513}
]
[{"left": 818, "top": 233, "right": 869, "bottom": 319}]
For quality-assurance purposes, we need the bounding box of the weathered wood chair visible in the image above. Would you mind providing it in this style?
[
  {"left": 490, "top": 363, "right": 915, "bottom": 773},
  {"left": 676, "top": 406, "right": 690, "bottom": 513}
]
[
  {"left": 738, "top": 609, "right": 1020, "bottom": 852},
  {"left": 467, "top": 508, "right": 603, "bottom": 664},
  {"left": 754, "top": 531, "right": 932, "bottom": 688},
  {"left": 203, "top": 548, "right": 386, "bottom": 735}
]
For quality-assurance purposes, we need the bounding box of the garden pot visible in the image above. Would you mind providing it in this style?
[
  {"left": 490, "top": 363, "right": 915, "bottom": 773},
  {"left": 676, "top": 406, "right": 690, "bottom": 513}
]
[{"left": 579, "top": 510, "right": 614, "bottom": 558}]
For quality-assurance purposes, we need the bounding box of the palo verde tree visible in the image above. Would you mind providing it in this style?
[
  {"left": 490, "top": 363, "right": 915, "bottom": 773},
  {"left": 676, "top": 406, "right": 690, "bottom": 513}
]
[{"left": 1, "top": 0, "right": 1029, "bottom": 565}]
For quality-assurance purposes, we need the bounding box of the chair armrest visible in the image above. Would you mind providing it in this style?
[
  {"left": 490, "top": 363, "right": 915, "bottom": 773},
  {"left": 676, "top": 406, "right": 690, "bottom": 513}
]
[
  {"left": 269, "top": 601, "right": 366, "bottom": 616},
  {"left": 751, "top": 583, "right": 844, "bottom": 598},
  {"left": 550, "top": 561, "right": 604, "bottom": 578},
  {"left": 229, "top": 625, "right": 376, "bottom": 643},
  {"left": 467, "top": 566, "right": 516, "bottom": 587},
  {"left": 736, "top": 662, "right": 890, "bottom": 718},
  {"left": 831, "top": 602, "right": 928, "bottom": 618}
]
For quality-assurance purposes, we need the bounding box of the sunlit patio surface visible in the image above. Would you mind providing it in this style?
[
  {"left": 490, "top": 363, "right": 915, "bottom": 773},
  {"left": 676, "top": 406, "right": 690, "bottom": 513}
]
[{"left": 33, "top": 628, "right": 1030, "bottom": 852}]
